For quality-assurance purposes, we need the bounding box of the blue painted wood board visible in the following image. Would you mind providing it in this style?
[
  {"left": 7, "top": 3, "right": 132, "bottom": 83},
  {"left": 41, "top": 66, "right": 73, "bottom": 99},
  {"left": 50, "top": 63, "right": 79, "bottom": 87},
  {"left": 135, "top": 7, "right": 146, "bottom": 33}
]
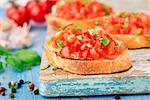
[{"left": 39, "top": 32, "right": 150, "bottom": 97}]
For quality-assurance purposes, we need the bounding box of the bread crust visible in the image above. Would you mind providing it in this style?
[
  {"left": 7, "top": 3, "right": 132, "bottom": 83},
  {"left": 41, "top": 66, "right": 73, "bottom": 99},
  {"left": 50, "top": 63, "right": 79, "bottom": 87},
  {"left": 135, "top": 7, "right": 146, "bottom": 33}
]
[
  {"left": 46, "top": 14, "right": 101, "bottom": 30},
  {"left": 44, "top": 43, "right": 132, "bottom": 75},
  {"left": 112, "top": 34, "right": 150, "bottom": 49}
]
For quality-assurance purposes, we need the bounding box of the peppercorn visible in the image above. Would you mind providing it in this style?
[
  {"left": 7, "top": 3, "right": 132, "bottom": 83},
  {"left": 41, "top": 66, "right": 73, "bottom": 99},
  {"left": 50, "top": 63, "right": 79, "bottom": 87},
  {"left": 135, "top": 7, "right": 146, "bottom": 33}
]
[
  {"left": 19, "top": 79, "right": 24, "bottom": 84},
  {"left": 12, "top": 88, "right": 17, "bottom": 93},
  {"left": 1, "top": 92, "right": 5, "bottom": 96},
  {"left": 17, "top": 83, "right": 21, "bottom": 88},
  {"left": 9, "top": 93, "right": 14, "bottom": 98},
  {"left": 8, "top": 81, "right": 11, "bottom": 86},
  {"left": 11, "top": 81, "right": 16, "bottom": 86},
  {"left": 0, "top": 87, "right": 6, "bottom": 92},
  {"left": 29, "top": 83, "right": 35, "bottom": 90},
  {"left": 34, "top": 89, "right": 39, "bottom": 95},
  {"left": 114, "top": 95, "right": 120, "bottom": 100}
]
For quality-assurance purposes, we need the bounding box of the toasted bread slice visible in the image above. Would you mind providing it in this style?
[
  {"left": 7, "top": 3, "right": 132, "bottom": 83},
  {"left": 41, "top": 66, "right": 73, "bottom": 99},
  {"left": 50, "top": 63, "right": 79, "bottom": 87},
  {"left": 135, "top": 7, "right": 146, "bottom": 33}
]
[
  {"left": 112, "top": 34, "right": 150, "bottom": 49},
  {"left": 44, "top": 43, "right": 132, "bottom": 75},
  {"left": 46, "top": 14, "right": 100, "bottom": 30}
]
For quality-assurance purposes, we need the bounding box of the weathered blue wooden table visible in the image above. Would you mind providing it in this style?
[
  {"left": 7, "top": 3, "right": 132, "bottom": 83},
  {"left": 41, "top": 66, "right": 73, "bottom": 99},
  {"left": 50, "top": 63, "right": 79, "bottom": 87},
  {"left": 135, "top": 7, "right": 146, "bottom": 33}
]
[{"left": 0, "top": 9, "right": 150, "bottom": 100}]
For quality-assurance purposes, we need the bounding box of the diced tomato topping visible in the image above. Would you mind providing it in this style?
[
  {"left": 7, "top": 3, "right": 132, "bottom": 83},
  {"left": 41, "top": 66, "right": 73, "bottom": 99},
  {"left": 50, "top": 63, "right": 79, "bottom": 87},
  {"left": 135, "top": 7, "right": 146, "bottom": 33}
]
[
  {"left": 53, "top": 0, "right": 113, "bottom": 19},
  {"left": 90, "top": 48, "right": 99, "bottom": 59},
  {"left": 50, "top": 24, "right": 125, "bottom": 60},
  {"left": 98, "top": 12, "right": 150, "bottom": 36},
  {"left": 60, "top": 47, "right": 70, "bottom": 58}
]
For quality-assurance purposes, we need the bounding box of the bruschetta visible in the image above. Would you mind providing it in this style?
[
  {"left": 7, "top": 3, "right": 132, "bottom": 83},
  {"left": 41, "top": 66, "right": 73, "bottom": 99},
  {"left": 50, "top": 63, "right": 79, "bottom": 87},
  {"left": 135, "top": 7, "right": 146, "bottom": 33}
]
[
  {"left": 46, "top": 0, "right": 113, "bottom": 30},
  {"left": 96, "top": 12, "right": 150, "bottom": 49},
  {"left": 45, "top": 24, "right": 132, "bottom": 75}
]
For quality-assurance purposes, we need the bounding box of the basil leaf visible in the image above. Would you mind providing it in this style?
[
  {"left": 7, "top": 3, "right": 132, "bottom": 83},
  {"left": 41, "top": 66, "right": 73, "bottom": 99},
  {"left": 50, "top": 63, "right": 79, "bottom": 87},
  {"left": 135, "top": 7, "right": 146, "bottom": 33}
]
[
  {"left": 6, "top": 56, "right": 24, "bottom": 72},
  {"left": 0, "top": 61, "right": 5, "bottom": 72},
  {"left": 75, "top": 24, "right": 81, "bottom": 30},
  {"left": 15, "top": 50, "right": 41, "bottom": 66},
  {"left": 56, "top": 40, "right": 64, "bottom": 49},
  {"left": 88, "top": 29, "right": 98, "bottom": 36},
  {"left": 101, "top": 37, "right": 110, "bottom": 46},
  {"left": 134, "top": 28, "right": 142, "bottom": 35},
  {"left": 0, "top": 45, "right": 13, "bottom": 56},
  {"left": 77, "top": 35, "right": 83, "bottom": 40}
]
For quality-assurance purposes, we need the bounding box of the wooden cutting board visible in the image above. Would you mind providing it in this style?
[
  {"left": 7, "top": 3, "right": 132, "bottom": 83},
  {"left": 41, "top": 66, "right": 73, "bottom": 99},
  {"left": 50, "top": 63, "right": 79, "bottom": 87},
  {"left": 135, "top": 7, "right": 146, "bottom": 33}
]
[{"left": 39, "top": 32, "right": 150, "bottom": 97}]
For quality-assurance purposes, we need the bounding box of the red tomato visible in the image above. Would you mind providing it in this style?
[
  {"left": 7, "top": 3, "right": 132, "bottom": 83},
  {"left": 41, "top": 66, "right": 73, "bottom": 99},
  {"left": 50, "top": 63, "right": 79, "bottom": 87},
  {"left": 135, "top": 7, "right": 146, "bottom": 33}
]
[
  {"left": 90, "top": 48, "right": 99, "bottom": 59},
  {"left": 26, "top": 0, "right": 51, "bottom": 23},
  {"left": 52, "top": 24, "right": 125, "bottom": 60},
  {"left": 6, "top": 2, "right": 29, "bottom": 26},
  {"left": 60, "top": 47, "right": 70, "bottom": 58}
]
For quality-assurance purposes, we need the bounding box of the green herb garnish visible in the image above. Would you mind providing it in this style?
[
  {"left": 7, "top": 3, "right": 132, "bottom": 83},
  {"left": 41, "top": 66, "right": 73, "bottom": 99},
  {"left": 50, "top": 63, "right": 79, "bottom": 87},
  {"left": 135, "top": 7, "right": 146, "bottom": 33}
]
[
  {"left": 77, "top": 35, "right": 83, "bottom": 40},
  {"left": 123, "top": 18, "right": 129, "bottom": 28},
  {"left": 101, "top": 37, "right": 110, "bottom": 46},
  {"left": 95, "top": 21, "right": 100, "bottom": 26},
  {"left": 0, "top": 61, "right": 5, "bottom": 72},
  {"left": 56, "top": 40, "right": 64, "bottom": 49},
  {"left": 88, "top": 29, "right": 98, "bottom": 36},
  {"left": 0, "top": 45, "right": 41, "bottom": 73},
  {"left": 147, "top": 59, "right": 150, "bottom": 61},
  {"left": 134, "top": 28, "right": 142, "bottom": 35},
  {"left": 75, "top": 24, "right": 81, "bottom": 30},
  {"left": 121, "top": 11, "right": 127, "bottom": 17}
]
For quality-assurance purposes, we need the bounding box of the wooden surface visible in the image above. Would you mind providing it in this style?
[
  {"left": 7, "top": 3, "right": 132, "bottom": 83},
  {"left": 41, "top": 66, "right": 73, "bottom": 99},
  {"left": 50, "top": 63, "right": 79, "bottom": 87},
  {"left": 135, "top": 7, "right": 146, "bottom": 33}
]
[
  {"left": 1, "top": 0, "right": 150, "bottom": 99},
  {"left": 39, "top": 32, "right": 150, "bottom": 97}
]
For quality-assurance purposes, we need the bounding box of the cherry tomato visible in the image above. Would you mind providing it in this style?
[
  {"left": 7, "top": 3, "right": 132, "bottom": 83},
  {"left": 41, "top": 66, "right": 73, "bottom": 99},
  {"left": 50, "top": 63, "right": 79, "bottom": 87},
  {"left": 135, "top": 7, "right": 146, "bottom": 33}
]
[
  {"left": 6, "top": 1, "right": 29, "bottom": 26},
  {"left": 26, "top": 0, "right": 55, "bottom": 23}
]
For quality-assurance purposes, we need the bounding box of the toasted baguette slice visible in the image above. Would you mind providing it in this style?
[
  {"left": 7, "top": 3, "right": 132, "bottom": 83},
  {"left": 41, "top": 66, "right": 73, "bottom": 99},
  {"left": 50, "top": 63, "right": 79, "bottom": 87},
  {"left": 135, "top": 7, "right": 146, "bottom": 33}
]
[
  {"left": 44, "top": 43, "right": 132, "bottom": 75},
  {"left": 112, "top": 34, "right": 150, "bottom": 49},
  {"left": 46, "top": 14, "right": 100, "bottom": 30}
]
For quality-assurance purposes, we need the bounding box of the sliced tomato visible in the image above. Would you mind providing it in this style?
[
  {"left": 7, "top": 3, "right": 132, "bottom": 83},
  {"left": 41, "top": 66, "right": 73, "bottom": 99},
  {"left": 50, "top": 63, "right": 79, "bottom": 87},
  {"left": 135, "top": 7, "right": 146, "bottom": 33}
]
[{"left": 82, "top": 49, "right": 89, "bottom": 59}]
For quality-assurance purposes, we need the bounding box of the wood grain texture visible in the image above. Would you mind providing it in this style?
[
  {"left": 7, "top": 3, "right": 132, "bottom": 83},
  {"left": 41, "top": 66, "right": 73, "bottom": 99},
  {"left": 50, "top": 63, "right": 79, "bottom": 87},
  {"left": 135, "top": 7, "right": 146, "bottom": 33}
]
[{"left": 39, "top": 32, "right": 150, "bottom": 97}]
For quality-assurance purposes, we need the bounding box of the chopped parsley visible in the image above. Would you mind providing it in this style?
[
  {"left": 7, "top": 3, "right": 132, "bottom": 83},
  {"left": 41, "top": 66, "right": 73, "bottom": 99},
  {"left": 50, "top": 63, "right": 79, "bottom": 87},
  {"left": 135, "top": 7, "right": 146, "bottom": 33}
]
[
  {"left": 123, "top": 18, "right": 129, "bottom": 28},
  {"left": 77, "top": 35, "right": 83, "bottom": 40},
  {"left": 101, "top": 37, "right": 110, "bottom": 46},
  {"left": 134, "top": 28, "right": 142, "bottom": 35},
  {"left": 88, "top": 29, "right": 98, "bottom": 36},
  {"left": 121, "top": 11, "right": 127, "bottom": 17},
  {"left": 95, "top": 21, "right": 100, "bottom": 26},
  {"left": 56, "top": 40, "right": 64, "bottom": 49},
  {"left": 75, "top": 24, "right": 81, "bottom": 30}
]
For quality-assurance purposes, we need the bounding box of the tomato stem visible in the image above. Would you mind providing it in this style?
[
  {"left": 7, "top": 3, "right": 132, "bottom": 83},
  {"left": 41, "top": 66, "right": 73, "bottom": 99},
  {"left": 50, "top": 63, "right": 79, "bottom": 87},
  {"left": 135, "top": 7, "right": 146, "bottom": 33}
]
[{"left": 9, "top": 0, "right": 18, "bottom": 9}]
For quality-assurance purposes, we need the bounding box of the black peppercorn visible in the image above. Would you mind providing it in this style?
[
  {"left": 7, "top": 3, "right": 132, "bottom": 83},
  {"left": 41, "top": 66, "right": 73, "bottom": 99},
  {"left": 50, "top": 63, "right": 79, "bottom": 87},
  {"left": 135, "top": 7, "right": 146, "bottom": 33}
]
[
  {"left": 12, "top": 88, "right": 17, "bottom": 93},
  {"left": 1, "top": 92, "right": 5, "bottom": 96},
  {"left": 17, "top": 83, "right": 21, "bottom": 88},
  {"left": 19, "top": 79, "right": 24, "bottom": 84},
  {"left": 8, "top": 81, "right": 11, "bottom": 86},
  {"left": 114, "top": 95, "right": 120, "bottom": 100},
  {"left": 34, "top": 89, "right": 39, "bottom": 95}
]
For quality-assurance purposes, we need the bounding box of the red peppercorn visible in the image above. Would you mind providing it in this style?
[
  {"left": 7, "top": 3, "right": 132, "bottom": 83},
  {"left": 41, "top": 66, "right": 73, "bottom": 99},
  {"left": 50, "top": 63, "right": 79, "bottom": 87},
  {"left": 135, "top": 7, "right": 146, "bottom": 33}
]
[
  {"left": 0, "top": 87, "right": 6, "bottom": 92},
  {"left": 29, "top": 83, "right": 35, "bottom": 90}
]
